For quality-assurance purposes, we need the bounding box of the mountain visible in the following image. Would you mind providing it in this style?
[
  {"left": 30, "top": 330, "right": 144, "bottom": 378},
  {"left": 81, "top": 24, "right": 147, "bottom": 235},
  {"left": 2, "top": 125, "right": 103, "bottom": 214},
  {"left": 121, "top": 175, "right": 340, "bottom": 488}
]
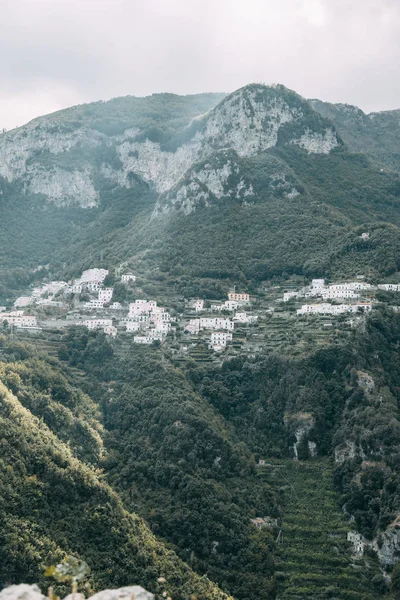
[
  {"left": 2, "top": 83, "right": 400, "bottom": 302},
  {"left": 2, "top": 83, "right": 400, "bottom": 600}
]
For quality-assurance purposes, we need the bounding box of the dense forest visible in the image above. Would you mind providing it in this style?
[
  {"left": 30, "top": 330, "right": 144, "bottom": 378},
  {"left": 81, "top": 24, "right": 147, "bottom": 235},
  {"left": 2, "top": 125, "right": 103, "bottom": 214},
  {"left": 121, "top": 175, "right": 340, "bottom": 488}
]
[{"left": 2, "top": 305, "right": 395, "bottom": 598}]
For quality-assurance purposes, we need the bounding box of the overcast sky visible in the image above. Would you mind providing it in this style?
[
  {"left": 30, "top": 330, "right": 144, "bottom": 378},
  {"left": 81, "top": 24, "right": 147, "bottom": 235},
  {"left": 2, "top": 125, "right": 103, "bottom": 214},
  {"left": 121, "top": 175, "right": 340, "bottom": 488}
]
[{"left": 1, "top": 0, "right": 399, "bottom": 130}]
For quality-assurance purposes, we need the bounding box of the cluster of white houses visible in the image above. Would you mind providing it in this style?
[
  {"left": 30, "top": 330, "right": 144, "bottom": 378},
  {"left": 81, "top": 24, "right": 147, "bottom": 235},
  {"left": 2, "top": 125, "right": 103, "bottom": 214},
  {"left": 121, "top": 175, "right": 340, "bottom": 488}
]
[
  {"left": 283, "top": 278, "right": 400, "bottom": 318},
  {"left": 82, "top": 298, "right": 173, "bottom": 344},
  {"left": 10, "top": 276, "right": 257, "bottom": 352},
  {"left": 283, "top": 279, "right": 374, "bottom": 303},
  {"left": 297, "top": 302, "right": 372, "bottom": 316},
  {"left": 185, "top": 293, "right": 257, "bottom": 351},
  {"left": 13, "top": 268, "right": 137, "bottom": 311}
]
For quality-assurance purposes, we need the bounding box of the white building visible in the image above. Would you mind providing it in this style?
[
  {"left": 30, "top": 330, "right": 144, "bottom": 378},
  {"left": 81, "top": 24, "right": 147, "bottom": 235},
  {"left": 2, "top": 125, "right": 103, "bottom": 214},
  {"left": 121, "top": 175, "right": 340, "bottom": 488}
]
[
  {"left": 84, "top": 300, "right": 105, "bottom": 309},
  {"left": 104, "top": 325, "right": 118, "bottom": 337},
  {"left": 378, "top": 284, "right": 400, "bottom": 292},
  {"left": 192, "top": 299, "right": 204, "bottom": 312},
  {"left": 70, "top": 283, "right": 83, "bottom": 294},
  {"left": 346, "top": 281, "right": 373, "bottom": 291},
  {"left": 133, "top": 335, "right": 153, "bottom": 344},
  {"left": 0, "top": 313, "right": 38, "bottom": 328},
  {"left": 110, "top": 302, "right": 123, "bottom": 310},
  {"left": 85, "top": 319, "right": 113, "bottom": 330},
  {"left": 98, "top": 288, "right": 114, "bottom": 303},
  {"left": 153, "top": 321, "right": 171, "bottom": 335},
  {"left": 322, "top": 288, "right": 359, "bottom": 300},
  {"left": 80, "top": 268, "right": 109, "bottom": 284},
  {"left": 234, "top": 312, "right": 258, "bottom": 324},
  {"left": 121, "top": 273, "right": 136, "bottom": 283},
  {"left": 126, "top": 321, "right": 141, "bottom": 332},
  {"left": 211, "top": 300, "right": 239, "bottom": 312},
  {"left": 150, "top": 309, "right": 169, "bottom": 322},
  {"left": 199, "top": 317, "right": 234, "bottom": 331},
  {"left": 297, "top": 303, "right": 351, "bottom": 316},
  {"left": 361, "top": 232, "right": 370, "bottom": 241},
  {"left": 129, "top": 300, "right": 157, "bottom": 316},
  {"left": 283, "top": 291, "right": 298, "bottom": 302},
  {"left": 128, "top": 313, "right": 149, "bottom": 323},
  {"left": 185, "top": 319, "right": 200, "bottom": 334},
  {"left": 311, "top": 279, "right": 325, "bottom": 289},
  {"left": 225, "top": 300, "right": 239, "bottom": 311},
  {"left": 210, "top": 331, "right": 233, "bottom": 347}
]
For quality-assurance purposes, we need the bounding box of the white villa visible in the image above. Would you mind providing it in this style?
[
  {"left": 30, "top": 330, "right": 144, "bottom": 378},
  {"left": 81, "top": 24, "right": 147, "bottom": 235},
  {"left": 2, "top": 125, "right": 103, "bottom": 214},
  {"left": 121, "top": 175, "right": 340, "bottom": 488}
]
[
  {"left": 185, "top": 320, "right": 201, "bottom": 334},
  {"left": 322, "top": 288, "right": 360, "bottom": 300},
  {"left": 378, "top": 284, "right": 400, "bottom": 292},
  {"left": 98, "top": 288, "right": 114, "bottom": 303},
  {"left": 121, "top": 273, "right": 136, "bottom": 283},
  {"left": 192, "top": 299, "right": 204, "bottom": 312},
  {"left": 84, "top": 299, "right": 105, "bottom": 309},
  {"left": 110, "top": 302, "right": 123, "bottom": 310},
  {"left": 85, "top": 319, "right": 113, "bottom": 330},
  {"left": 0, "top": 312, "right": 38, "bottom": 328},
  {"left": 200, "top": 317, "right": 234, "bottom": 331},
  {"left": 129, "top": 300, "right": 157, "bottom": 316},
  {"left": 70, "top": 283, "right": 83, "bottom": 294},
  {"left": 210, "top": 331, "right": 233, "bottom": 349},
  {"left": 297, "top": 303, "right": 351, "bottom": 316},
  {"left": 134, "top": 335, "right": 153, "bottom": 344}
]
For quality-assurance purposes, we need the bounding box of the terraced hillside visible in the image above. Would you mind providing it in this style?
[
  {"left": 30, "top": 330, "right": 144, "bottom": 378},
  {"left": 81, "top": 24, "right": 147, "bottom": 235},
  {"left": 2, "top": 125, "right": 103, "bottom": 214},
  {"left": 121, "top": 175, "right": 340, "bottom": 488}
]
[{"left": 261, "top": 460, "right": 383, "bottom": 600}]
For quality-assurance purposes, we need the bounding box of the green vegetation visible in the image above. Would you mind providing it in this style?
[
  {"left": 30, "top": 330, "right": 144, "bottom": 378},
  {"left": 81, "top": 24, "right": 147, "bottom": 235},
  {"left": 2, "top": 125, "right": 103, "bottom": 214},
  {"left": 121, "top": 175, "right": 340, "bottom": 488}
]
[
  {"left": 311, "top": 99, "right": 400, "bottom": 173},
  {"left": 271, "top": 460, "right": 382, "bottom": 600},
  {"left": 2, "top": 84, "right": 400, "bottom": 599},
  {"left": 0, "top": 336, "right": 233, "bottom": 600}
]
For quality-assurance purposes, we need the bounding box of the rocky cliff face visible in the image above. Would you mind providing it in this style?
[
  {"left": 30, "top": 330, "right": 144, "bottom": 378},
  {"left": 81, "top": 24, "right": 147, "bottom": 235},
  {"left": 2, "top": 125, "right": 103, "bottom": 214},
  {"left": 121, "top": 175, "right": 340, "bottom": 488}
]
[{"left": 0, "top": 84, "right": 340, "bottom": 209}]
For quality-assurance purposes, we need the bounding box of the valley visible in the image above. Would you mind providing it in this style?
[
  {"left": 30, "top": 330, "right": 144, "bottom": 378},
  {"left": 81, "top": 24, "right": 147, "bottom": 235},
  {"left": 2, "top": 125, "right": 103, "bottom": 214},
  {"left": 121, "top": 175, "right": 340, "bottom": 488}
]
[{"left": 1, "top": 82, "right": 400, "bottom": 600}]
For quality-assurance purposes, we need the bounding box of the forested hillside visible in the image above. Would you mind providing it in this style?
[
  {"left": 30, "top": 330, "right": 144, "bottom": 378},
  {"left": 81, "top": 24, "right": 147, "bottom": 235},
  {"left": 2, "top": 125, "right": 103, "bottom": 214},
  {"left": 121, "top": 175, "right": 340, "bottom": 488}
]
[
  {"left": 310, "top": 99, "right": 400, "bottom": 173},
  {"left": 0, "top": 336, "right": 233, "bottom": 600},
  {"left": 2, "top": 83, "right": 400, "bottom": 599}
]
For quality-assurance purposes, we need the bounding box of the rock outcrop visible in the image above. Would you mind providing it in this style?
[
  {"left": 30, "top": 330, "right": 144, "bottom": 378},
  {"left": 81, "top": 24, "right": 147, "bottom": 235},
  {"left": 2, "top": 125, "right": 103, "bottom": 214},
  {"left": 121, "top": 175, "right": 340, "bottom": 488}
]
[{"left": 0, "top": 84, "right": 340, "bottom": 208}]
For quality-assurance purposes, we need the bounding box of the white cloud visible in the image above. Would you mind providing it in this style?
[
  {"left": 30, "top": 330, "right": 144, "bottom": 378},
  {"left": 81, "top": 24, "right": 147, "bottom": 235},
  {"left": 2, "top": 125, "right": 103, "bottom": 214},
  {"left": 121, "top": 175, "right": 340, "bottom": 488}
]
[{"left": 0, "top": 0, "right": 399, "bottom": 129}]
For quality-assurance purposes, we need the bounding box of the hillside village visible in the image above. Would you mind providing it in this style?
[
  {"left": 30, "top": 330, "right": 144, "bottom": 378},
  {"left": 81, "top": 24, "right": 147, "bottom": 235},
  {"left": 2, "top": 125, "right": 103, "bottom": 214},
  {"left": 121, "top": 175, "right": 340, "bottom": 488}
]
[{"left": 3, "top": 267, "right": 400, "bottom": 361}]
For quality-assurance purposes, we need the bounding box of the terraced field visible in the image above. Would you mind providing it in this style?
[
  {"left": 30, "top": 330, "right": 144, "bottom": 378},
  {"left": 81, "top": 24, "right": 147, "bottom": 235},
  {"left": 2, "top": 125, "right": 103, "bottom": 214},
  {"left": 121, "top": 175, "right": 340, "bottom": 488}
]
[{"left": 260, "top": 460, "right": 382, "bottom": 600}]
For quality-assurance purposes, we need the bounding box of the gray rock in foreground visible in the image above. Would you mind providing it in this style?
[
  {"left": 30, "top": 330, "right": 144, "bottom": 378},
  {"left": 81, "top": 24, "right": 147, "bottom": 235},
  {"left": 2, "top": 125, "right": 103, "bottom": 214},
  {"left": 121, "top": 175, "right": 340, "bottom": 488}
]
[
  {"left": 0, "top": 586, "right": 153, "bottom": 600},
  {"left": 0, "top": 586, "right": 46, "bottom": 600},
  {"left": 89, "top": 587, "right": 153, "bottom": 600}
]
